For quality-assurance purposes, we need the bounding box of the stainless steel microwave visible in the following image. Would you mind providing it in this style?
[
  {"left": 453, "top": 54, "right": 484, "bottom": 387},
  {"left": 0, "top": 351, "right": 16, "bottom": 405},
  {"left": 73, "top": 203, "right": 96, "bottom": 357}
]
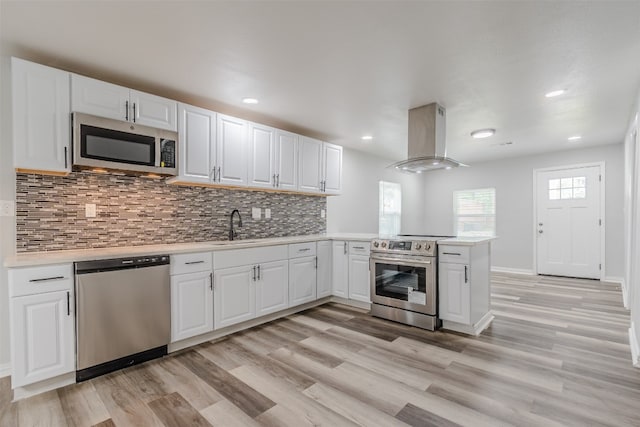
[{"left": 72, "top": 112, "right": 178, "bottom": 176}]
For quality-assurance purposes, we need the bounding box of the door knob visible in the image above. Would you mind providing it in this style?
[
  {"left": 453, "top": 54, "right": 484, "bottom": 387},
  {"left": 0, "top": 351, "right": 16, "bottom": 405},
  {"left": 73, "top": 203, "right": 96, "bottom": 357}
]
[
  {"left": 538, "top": 230, "right": 543, "bottom": 234},
  {"left": 538, "top": 222, "right": 543, "bottom": 226}
]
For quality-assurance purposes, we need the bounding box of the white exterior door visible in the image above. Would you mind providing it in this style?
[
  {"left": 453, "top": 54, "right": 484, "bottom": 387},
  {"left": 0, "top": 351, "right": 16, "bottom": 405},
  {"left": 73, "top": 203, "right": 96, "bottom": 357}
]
[
  {"left": 289, "top": 256, "right": 317, "bottom": 306},
  {"left": 248, "top": 123, "right": 276, "bottom": 189},
  {"left": 256, "top": 260, "right": 289, "bottom": 317},
  {"left": 11, "top": 291, "right": 75, "bottom": 387},
  {"left": 177, "top": 103, "right": 216, "bottom": 184},
  {"left": 13, "top": 58, "right": 71, "bottom": 173},
  {"left": 217, "top": 114, "right": 248, "bottom": 186},
  {"left": 171, "top": 271, "right": 214, "bottom": 342},
  {"left": 536, "top": 165, "right": 602, "bottom": 279},
  {"left": 214, "top": 266, "right": 255, "bottom": 329}
]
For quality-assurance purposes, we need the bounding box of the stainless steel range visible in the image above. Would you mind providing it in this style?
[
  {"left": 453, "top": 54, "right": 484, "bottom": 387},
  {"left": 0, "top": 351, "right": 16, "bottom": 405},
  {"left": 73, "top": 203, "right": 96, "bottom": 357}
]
[{"left": 370, "top": 235, "right": 452, "bottom": 330}]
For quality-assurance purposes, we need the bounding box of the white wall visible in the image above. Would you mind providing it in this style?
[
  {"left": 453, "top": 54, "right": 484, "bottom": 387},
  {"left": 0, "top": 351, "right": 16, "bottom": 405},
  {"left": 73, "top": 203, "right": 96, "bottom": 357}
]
[
  {"left": 420, "top": 144, "right": 624, "bottom": 277},
  {"left": 327, "top": 147, "right": 425, "bottom": 235},
  {"left": 0, "top": 55, "right": 15, "bottom": 372}
]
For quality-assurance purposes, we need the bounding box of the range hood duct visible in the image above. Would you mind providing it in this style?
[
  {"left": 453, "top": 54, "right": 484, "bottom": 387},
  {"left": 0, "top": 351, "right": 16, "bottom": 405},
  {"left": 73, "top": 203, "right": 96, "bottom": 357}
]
[{"left": 390, "top": 103, "right": 467, "bottom": 173}]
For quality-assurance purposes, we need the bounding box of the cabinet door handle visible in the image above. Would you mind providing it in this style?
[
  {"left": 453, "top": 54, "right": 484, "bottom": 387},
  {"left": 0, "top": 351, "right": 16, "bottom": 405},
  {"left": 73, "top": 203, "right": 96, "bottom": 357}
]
[
  {"left": 257, "top": 264, "right": 261, "bottom": 280},
  {"left": 185, "top": 260, "right": 205, "bottom": 265},
  {"left": 273, "top": 174, "right": 277, "bottom": 187},
  {"left": 344, "top": 242, "right": 347, "bottom": 254},
  {"left": 443, "top": 252, "right": 461, "bottom": 256},
  {"left": 252, "top": 265, "right": 257, "bottom": 281},
  {"left": 464, "top": 265, "right": 468, "bottom": 283},
  {"left": 210, "top": 273, "right": 214, "bottom": 291},
  {"left": 125, "top": 101, "right": 129, "bottom": 121},
  {"left": 315, "top": 256, "right": 318, "bottom": 269},
  {"left": 66, "top": 291, "right": 70, "bottom": 316},
  {"left": 64, "top": 146, "right": 68, "bottom": 169},
  {"left": 29, "top": 276, "right": 64, "bottom": 283},
  {"left": 276, "top": 174, "right": 280, "bottom": 187},
  {"left": 132, "top": 103, "right": 137, "bottom": 123}
]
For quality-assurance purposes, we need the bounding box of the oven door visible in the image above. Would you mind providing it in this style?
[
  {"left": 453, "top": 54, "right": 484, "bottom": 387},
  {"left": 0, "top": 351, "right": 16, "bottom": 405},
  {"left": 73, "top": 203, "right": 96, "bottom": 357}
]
[{"left": 370, "top": 255, "right": 436, "bottom": 316}]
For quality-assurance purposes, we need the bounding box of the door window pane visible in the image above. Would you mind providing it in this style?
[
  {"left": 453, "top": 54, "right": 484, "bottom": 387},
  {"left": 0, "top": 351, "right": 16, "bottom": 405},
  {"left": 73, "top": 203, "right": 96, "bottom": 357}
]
[
  {"left": 548, "top": 179, "right": 560, "bottom": 190},
  {"left": 549, "top": 175, "right": 587, "bottom": 200},
  {"left": 549, "top": 189, "right": 561, "bottom": 200}
]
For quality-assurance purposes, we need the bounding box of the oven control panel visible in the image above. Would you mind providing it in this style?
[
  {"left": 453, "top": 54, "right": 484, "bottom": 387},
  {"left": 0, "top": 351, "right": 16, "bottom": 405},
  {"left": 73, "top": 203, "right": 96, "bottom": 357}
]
[{"left": 371, "top": 239, "right": 436, "bottom": 256}]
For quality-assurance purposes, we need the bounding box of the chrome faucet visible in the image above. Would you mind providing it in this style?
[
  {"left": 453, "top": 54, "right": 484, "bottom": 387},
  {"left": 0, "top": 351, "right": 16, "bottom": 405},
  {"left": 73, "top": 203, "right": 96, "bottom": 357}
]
[{"left": 229, "top": 209, "right": 243, "bottom": 240}]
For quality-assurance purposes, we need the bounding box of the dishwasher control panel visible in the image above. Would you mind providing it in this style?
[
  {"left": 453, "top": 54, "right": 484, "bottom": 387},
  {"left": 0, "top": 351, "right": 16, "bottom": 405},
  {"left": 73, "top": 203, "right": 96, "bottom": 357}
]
[{"left": 75, "top": 255, "right": 170, "bottom": 274}]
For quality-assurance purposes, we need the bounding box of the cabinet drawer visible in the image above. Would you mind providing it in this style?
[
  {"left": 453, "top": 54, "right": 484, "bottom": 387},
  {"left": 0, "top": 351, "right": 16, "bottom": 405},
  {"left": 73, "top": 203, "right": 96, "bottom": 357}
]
[
  {"left": 438, "top": 246, "right": 470, "bottom": 264},
  {"left": 9, "top": 264, "right": 73, "bottom": 297},
  {"left": 214, "top": 245, "right": 288, "bottom": 270},
  {"left": 348, "top": 242, "right": 370, "bottom": 256},
  {"left": 171, "top": 252, "right": 212, "bottom": 275},
  {"left": 288, "top": 242, "right": 317, "bottom": 259}
]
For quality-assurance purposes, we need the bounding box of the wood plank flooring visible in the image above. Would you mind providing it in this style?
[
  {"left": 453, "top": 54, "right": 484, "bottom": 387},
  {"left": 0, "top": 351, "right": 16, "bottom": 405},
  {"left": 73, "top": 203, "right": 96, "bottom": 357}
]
[{"left": 2, "top": 272, "right": 639, "bottom": 426}]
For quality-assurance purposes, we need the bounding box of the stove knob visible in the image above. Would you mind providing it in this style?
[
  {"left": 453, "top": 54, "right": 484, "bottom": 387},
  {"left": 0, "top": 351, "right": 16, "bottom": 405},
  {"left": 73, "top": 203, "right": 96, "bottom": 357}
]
[
  {"left": 374, "top": 241, "right": 379, "bottom": 248},
  {"left": 426, "top": 244, "right": 432, "bottom": 251},
  {"left": 381, "top": 242, "right": 387, "bottom": 248},
  {"left": 416, "top": 243, "right": 422, "bottom": 250}
]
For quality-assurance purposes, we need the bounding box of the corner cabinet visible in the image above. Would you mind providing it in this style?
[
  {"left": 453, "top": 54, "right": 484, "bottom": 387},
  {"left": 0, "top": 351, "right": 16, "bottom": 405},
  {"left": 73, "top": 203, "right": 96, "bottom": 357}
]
[
  {"left": 438, "top": 242, "right": 493, "bottom": 335},
  {"left": 71, "top": 74, "right": 177, "bottom": 131},
  {"left": 12, "top": 58, "right": 71, "bottom": 174},
  {"left": 9, "top": 264, "right": 75, "bottom": 388}
]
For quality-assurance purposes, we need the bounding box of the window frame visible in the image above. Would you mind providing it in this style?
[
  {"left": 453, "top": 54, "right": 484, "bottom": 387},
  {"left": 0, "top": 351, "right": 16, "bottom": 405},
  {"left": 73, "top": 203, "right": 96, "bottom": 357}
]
[{"left": 452, "top": 187, "right": 496, "bottom": 237}]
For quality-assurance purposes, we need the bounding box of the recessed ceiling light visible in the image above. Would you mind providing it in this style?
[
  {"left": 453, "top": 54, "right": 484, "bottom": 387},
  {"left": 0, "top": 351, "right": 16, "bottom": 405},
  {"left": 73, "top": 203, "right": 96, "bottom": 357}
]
[
  {"left": 242, "top": 98, "right": 259, "bottom": 104},
  {"left": 432, "top": 161, "right": 440, "bottom": 165},
  {"left": 568, "top": 135, "right": 582, "bottom": 141},
  {"left": 416, "top": 170, "right": 422, "bottom": 174},
  {"left": 361, "top": 135, "right": 373, "bottom": 141},
  {"left": 545, "top": 89, "right": 566, "bottom": 98},
  {"left": 445, "top": 166, "right": 452, "bottom": 170},
  {"left": 470, "top": 128, "right": 496, "bottom": 139}
]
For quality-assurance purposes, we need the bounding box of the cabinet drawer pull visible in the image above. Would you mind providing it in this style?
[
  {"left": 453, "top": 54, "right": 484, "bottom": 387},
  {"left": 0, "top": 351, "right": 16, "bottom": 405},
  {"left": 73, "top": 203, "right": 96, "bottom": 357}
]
[
  {"left": 28, "top": 276, "right": 64, "bottom": 283},
  {"left": 442, "top": 252, "right": 461, "bottom": 256},
  {"left": 299, "top": 248, "right": 311, "bottom": 252},
  {"left": 353, "top": 246, "right": 365, "bottom": 250},
  {"left": 185, "top": 260, "right": 205, "bottom": 265}
]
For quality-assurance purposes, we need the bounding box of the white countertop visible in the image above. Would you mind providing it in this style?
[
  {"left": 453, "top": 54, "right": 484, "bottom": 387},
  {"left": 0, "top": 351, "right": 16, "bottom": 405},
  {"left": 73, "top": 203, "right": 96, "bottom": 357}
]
[
  {"left": 4, "top": 233, "right": 378, "bottom": 268},
  {"left": 438, "top": 236, "right": 496, "bottom": 246}
]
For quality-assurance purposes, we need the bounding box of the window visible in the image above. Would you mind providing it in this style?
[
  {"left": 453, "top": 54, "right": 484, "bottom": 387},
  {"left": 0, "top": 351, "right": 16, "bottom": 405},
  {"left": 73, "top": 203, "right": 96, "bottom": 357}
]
[
  {"left": 453, "top": 188, "right": 496, "bottom": 237},
  {"left": 548, "top": 176, "right": 586, "bottom": 200},
  {"left": 379, "top": 181, "right": 401, "bottom": 236}
]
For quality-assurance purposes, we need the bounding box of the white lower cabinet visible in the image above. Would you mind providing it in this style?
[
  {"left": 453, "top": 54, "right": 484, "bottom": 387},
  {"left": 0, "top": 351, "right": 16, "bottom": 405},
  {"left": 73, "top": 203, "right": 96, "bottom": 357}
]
[
  {"left": 438, "top": 263, "right": 470, "bottom": 324},
  {"left": 348, "top": 254, "right": 370, "bottom": 303},
  {"left": 9, "top": 264, "right": 75, "bottom": 388},
  {"left": 332, "top": 241, "right": 349, "bottom": 298},
  {"left": 289, "top": 256, "right": 317, "bottom": 306},
  {"left": 256, "top": 260, "right": 289, "bottom": 317},
  {"left": 214, "top": 265, "right": 256, "bottom": 329},
  {"left": 316, "top": 240, "right": 332, "bottom": 298},
  {"left": 171, "top": 271, "right": 214, "bottom": 342}
]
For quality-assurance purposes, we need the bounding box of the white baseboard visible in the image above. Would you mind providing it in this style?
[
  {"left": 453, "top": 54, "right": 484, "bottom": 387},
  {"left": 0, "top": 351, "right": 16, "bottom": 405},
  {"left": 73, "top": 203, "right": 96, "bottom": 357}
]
[
  {"left": 603, "top": 276, "right": 628, "bottom": 309},
  {"left": 442, "top": 311, "right": 495, "bottom": 336},
  {"left": 491, "top": 266, "right": 535, "bottom": 276},
  {"left": 629, "top": 322, "right": 640, "bottom": 368},
  {"left": 0, "top": 363, "right": 10, "bottom": 378}
]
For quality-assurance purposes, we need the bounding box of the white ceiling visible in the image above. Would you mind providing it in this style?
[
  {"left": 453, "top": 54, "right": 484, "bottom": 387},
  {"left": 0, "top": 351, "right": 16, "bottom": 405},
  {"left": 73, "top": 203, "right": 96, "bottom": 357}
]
[{"left": 1, "top": 1, "right": 639, "bottom": 164}]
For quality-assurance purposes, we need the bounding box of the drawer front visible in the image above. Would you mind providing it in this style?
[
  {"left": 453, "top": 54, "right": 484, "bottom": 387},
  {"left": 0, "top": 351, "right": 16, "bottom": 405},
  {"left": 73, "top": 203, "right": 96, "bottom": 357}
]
[
  {"left": 214, "top": 245, "right": 288, "bottom": 270},
  {"left": 288, "top": 242, "right": 317, "bottom": 259},
  {"left": 171, "top": 252, "right": 213, "bottom": 275},
  {"left": 438, "top": 246, "right": 470, "bottom": 264},
  {"left": 9, "top": 264, "right": 73, "bottom": 297},
  {"left": 348, "top": 241, "right": 371, "bottom": 256}
]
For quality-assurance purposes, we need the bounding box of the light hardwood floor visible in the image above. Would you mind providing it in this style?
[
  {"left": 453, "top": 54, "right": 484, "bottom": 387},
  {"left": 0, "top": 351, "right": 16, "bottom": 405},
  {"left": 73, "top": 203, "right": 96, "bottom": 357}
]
[{"left": 1, "top": 272, "right": 639, "bottom": 426}]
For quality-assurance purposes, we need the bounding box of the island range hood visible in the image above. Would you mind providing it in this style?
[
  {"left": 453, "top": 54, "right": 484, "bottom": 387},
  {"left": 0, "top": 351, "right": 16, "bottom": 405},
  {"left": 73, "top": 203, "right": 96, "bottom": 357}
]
[{"left": 390, "top": 103, "right": 467, "bottom": 173}]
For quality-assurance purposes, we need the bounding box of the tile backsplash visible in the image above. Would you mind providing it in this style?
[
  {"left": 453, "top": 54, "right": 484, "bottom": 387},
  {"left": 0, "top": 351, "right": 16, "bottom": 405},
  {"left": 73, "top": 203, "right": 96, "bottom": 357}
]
[{"left": 16, "top": 172, "right": 326, "bottom": 252}]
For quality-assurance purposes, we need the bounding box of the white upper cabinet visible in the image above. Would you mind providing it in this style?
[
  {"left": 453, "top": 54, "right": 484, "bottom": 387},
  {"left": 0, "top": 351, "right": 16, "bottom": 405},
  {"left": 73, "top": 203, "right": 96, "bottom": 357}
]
[
  {"left": 248, "top": 122, "right": 276, "bottom": 189},
  {"left": 12, "top": 58, "right": 71, "bottom": 173},
  {"left": 299, "top": 136, "right": 324, "bottom": 193},
  {"left": 217, "top": 114, "right": 248, "bottom": 186},
  {"left": 275, "top": 130, "right": 298, "bottom": 191},
  {"left": 71, "top": 74, "right": 177, "bottom": 131},
  {"left": 176, "top": 103, "right": 216, "bottom": 184},
  {"left": 298, "top": 136, "right": 343, "bottom": 194},
  {"left": 323, "top": 142, "right": 343, "bottom": 194}
]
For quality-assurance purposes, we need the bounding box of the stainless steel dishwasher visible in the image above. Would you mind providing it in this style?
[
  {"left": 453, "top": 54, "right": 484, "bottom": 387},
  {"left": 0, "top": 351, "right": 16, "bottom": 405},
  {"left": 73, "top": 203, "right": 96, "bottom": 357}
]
[{"left": 74, "top": 255, "right": 170, "bottom": 381}]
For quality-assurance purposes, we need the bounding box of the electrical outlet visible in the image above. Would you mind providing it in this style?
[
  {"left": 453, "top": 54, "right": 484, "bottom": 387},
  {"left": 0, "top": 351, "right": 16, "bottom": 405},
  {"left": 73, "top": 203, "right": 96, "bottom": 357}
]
[
  {"left": 85, "top": 203, "right": 97, "bottom": 218},
  {"left": 252, "top": 207, "right": 261, "bottom": 219},
  {"left": 265, "top": 208, "right": 271, "bottom": 219},
  {"left": 321, "top": 209, "right": 326, "bottom": 218},
  {"left": 0, "top": 200, "right": 15, "bottom": 217}
]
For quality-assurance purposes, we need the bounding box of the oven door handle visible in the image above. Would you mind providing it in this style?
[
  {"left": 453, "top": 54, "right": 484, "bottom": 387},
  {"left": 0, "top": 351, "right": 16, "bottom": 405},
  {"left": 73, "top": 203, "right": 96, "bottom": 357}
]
[{"left": 370, "top": 256, "right": 432, "bottom": 267}]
